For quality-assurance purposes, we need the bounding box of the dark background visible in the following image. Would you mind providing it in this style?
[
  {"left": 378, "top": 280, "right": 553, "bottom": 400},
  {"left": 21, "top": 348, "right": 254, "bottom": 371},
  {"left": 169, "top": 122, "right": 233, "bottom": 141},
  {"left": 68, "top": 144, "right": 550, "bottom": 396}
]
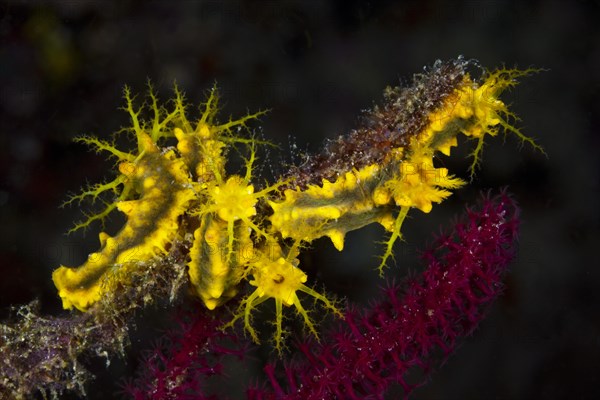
[{"left": 0, "top": 0, "right": 598, "bottom": 399}]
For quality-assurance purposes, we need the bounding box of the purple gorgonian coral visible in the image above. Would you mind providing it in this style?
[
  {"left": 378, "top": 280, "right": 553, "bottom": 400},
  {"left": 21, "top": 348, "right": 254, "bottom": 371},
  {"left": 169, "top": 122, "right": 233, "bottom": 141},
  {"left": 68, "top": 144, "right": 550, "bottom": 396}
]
[{"left": 248, "top": 192, "right": 520, "bottom": 400}]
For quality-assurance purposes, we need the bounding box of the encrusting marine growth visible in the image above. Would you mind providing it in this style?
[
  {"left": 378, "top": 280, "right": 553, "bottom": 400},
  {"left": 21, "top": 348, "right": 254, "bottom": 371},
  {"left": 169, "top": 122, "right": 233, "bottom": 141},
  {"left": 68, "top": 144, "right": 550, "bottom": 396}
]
[{"left": 52, "top": 58, "right": 542, "bottom": 352}]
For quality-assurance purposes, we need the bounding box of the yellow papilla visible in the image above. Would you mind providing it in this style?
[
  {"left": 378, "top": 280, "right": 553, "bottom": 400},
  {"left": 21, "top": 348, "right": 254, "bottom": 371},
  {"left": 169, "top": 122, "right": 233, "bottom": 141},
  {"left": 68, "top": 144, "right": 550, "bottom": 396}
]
[
  {"left": 209, "top": 176, "right": 257, "bottom": 222},
  {"left": 375, "top": 147, "right": 463, "bottom": 274},
  {"left": 390, "top": 147, "right": 464, "bottom": 213}
]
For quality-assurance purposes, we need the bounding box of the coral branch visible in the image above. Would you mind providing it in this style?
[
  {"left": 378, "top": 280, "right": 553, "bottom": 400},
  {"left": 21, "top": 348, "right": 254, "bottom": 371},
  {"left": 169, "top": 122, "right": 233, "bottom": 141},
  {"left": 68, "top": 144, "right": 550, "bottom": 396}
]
[
  {"left": 252, "top": 193, "right": 520, "bottom": 399},
  {"left": 124, "top": 304, "right": 247, "bottom": 400},
  {"left": 0, "top": 247, "right": 190, "bottom": 399}
]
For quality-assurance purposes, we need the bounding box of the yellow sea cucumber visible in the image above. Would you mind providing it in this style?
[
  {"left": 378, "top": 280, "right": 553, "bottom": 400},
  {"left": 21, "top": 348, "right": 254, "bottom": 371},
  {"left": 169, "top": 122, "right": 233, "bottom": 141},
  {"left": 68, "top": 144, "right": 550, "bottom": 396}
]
[{"left": 53, "top": 60, "right": 542, "bottom": 351}]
